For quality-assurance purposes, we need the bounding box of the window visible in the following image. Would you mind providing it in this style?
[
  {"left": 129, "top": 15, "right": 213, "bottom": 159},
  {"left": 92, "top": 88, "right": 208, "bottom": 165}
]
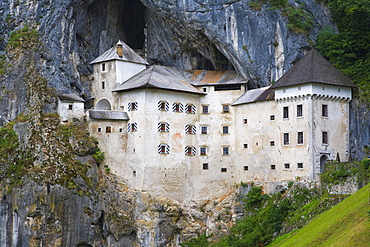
[
  {"left": 297, "top": 163, "right": 303, "bottom": 169},
  {"left": 185, "top": 104, "right": 196, "bottom": 114},
  {"left": 68, "top": 104, "right": 73, "bottom": 110},
  {"left": 173, "top": 103, "right": 183, "bottom": 112},
  {"left": 271, "top": 165, "right": 276, "bottom": 170},
  {"left": 102, "top": 81, "right": 105, "bottom": 89},
  {"left": 322, "top": 104, "right": 328, "bottom": 117},
  {"left": 223, "top": 146, "right": 230, "bottom": 155},
  {"left": 203, "top": 88, "right": 207, "bottom": 92},
  {"left": 298, "top": 86, "right": 301, "bottom": 91},
  {"left": 202, "top": 105, "right": 209, "bottom": 114},
  {"left": 283, "top": 106, "right": 289, "bottom": 119},
  {"left": 102, "top": 63, "right": 106, "bottom": 72},
  {"left": 284, "top": 163, "right": 290, "bottom": 169},
  {"left": 106, "top": 126, "right": 112, "bottom": 133},
  {"left": 243, "top": 119, "right": 248, "bottom": 124},
  {"left": 185, "top": 124, "right": 196, "bottom": 134},
  {"left": 97, "top": 127, "right": 101, "bottom": 132},
  {"left": 201, "top": 126, "right": 208, "bottom": 134},
  {"left": 128, "top": 102, "right": 138, "bottom": 111},
  {"left": 158, "top": 101, "right": 169, "bottom": 111},
  {"left": 297, "top": 131, "right": 304, "bottom": 144},
  {"left": 119, "top": 128, "right": 123, "bottom": 132},
  {"left": 221, "top": 168, "right": 227, "bottom": 172},
  {"left": 158, "top": 144, "right": 170, "bottom": 154},
  {"left": 203, "top": 163, "right": 209, "bottom": 170},
  {"left": 297, "top": 104, "right": 303, "bottom": 117},
  {"left": 128, "top": 122, "right": 138, "bottom": 132},
  {"left": 322, "top": 131, "right": 328, "bottom": 145},
  {"left": 283, "top": 133, "right": 289, "bottom": 145},
  {"left": 270, "top": 141, "right": 275, "bottom": 147},
  {"left": 158, "top": 122, "right": 170, "bottom": 132},
  {"left": 270, "top": 115, "right": 275, "bottom": 121},
  {"left": 222, "top": 126, "right": 229, "bottom": 134},
  {"left": 244, "top": 166, "right": 248, "bottom": 171},
  {"left": 222, "top": 104, "right": 230, "bottom": 113},
  {"left": 200, "top": 147, "right": 207, "bottom": 155},
  {"left": 185, "top": 146, "right": 196, "bottom": 156},
  {"left": 244, "top": 143, "right": 248, "bottom": 148}
]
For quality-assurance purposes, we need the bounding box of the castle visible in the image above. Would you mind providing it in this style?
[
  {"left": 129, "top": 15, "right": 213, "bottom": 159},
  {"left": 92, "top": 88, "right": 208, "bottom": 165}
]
[{"left": 60, "top": 41, "right": 356, "bottom": 202}]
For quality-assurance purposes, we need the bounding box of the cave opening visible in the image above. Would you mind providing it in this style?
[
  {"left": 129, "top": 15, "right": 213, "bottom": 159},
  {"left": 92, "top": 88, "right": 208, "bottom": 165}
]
[
  {"left": 121, "top": 0, "right": 146, "bottom": 49},
  {"left": 191, "top": 48, "right": 234, "bottom": 71}
]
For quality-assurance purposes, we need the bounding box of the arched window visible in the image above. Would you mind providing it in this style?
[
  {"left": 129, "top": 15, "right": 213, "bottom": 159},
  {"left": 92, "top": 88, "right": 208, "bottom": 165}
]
[{"left": 96, "top": 99, "right": 111, "bottom": 110}]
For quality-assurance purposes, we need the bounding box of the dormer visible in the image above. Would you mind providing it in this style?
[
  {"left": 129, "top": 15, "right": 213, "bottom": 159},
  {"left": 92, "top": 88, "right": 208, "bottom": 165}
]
[{"left": 271, "top": 50, "right": 356, "bottom": 101}]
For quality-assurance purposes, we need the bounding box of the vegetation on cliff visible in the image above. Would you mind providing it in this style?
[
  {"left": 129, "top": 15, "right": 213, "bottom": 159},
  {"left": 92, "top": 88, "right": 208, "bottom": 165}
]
[{"left": 316, "top": 0, "right": 370, "bottom": 102}]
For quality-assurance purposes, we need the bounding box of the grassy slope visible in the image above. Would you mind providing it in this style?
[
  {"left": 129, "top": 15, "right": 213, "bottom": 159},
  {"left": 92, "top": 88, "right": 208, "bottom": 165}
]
[{"left": 269, "top": 183, "right": 370, "bottom": 247}]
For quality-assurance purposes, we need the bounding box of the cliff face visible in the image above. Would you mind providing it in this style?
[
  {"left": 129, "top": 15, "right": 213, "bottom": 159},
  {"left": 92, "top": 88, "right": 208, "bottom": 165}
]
[{"left": 0, "top": 0, "right": 369, "bottom": 246}]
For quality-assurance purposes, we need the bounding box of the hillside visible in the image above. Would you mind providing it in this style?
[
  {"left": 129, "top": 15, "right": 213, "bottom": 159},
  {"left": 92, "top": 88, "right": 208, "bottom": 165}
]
[{"left": 269, "top": 183, "right": 370, "bottom": 247}]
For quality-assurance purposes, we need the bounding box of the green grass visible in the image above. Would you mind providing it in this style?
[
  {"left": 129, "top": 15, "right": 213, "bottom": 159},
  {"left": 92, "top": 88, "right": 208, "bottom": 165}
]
[{"left": 269, "top": 183, "right": 370, "bottom": 247}]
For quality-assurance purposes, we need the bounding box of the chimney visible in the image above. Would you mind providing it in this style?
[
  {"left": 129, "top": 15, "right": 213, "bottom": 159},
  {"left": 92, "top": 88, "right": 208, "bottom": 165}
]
[{"left": 116, "top": 40, "right": 123, "bottom": 57}]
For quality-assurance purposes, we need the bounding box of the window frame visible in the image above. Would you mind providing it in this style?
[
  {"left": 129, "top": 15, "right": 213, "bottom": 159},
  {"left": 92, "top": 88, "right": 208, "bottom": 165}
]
[
  {"left": 128, "top": 102, "right": 138, "bottom": 111},
  {"left": 202, "top": 105, "right": 209, "bottom": 114},
  {"left": 158, "top": 122, "right": 170, "bottom": 132},
  {"left": 185, "top": 104, "right": 196, "bottom": 114},
  {"left": 200, "top": 146, "right": 207, "bottom": 156},
  {"left": 106, "top": 126, "right": 112, "bottom": 133},
  {"left": 270, "top": 140, "right": 275, "bottom": 147},
  {"left": 222, "top": 125, "right": 229, "bottom": 134},
  {"left": 322, "top": 131, "right": 329, "bottom": 145},
  {"left": 322, "top": 104, "right": 328, "bottom": 117},
  {"left": 173, "top": 103, "right": 183, "bottom": 113},
  {"left": 284, "top": 163, "right": 290, "bottom": 169},
  {"left": 283, "top": 106, "right": 289, "bottom": 119},
  {"left": 297, "top": 131, "right": 304, "bottom": 145},
  {"left": 283, "top": 132, "right": 290, "bottom": 146},
  {"left": 101, "top": 63, "right": 106, "bottom": 72},
  {"left": 222, "top": 104, "right": 230, "bottom": 113},
  {"left": 270, "top": 115, "right": 275, "bottom": 121},
  {"left": 297, "top": 104, "right": 303, "bottom": 117},
  {"left": 222, "top": 146, "right": 230, "bottom": 155},
  {"left": 203, "top": 163, "right": 209, "bottom": 170}
]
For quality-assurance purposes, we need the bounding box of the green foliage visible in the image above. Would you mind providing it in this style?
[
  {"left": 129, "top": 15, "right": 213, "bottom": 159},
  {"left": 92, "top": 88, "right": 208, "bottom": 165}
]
[
  {"left": 92, "top": 149, "right": 105, "bottom": 163},
  {"left": 316, "top": 0, "right": 370, "bottom": 102},
  {"left": 0, "top": 54, "right": 9, "bottom": 76},
  {"left": 249, "top": 2, "right": 262, "bottom": 11},
  {"left": 320, "top": 160, "right": 370, "bottom": 185},
  {"left": 269, "top": 0, "right": 288, "bottom": 9},
  {"left": 284, "top": 6, "right": 314, "bottom": 34},
  {"left": 180, "top": 233, "right": 211, "bottom": 247},
  {"left": 7, "top": 25, "right": 40, "bottom": 50}
]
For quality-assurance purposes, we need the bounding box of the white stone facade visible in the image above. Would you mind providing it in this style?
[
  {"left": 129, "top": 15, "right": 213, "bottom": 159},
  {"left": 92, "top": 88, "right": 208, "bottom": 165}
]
[{"left": 87, "top": 44, "right": 354, "bottom": 202}]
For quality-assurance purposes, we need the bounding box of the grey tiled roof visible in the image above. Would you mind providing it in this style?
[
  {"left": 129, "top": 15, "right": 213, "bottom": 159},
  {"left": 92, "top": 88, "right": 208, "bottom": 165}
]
[
  {"left": 188, "top": 70, "right": 248, "bottom": 86},
  {"left": 58, "top": 94, "right": 85, "bottom": 102},
  {"left": 90, "top": 41, "right": 148, "bottom": 65},
  {"left": 113, "top": 65, "right": 204, "bottom": 94},
  {"left": 232, "top": 86, "right": 274, "bottom": 105},
  {"left": 89, "top": 111, "right": 129, "bottom": 120},
  {"left": 271, "top": 49, "right": 356, "bottom": 89}
]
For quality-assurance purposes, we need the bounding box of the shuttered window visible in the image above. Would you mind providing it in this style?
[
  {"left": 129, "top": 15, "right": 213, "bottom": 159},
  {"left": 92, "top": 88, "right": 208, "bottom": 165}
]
[
  {"left": 158, "top": 101, "right": 169, "bottom": 111},
  {"left": 127, "top": 122, "right": 138, "bottom": 132},
  {"left": 185, "top": 146, "right": 196, "bottom": 156},
  {"left": 158, "top": 144, "right": 170, "bottom": 154},
  {"left": 158, "top": 122, "right": 170, "bottom": 132},
  {"left": 185, "top": 124, "right": 196, "bottom": 134},
  {"left": 128, "top": 102, "right": 138, "bottom": 111}
]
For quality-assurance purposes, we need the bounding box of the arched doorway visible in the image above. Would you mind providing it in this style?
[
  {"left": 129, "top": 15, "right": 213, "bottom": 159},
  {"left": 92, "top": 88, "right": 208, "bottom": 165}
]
[
  {"left": 320, "top": 155, "right": 328, "bottom": 173},
  {"left": 95, "top": 99, "right": 111, "bottom": 110}
]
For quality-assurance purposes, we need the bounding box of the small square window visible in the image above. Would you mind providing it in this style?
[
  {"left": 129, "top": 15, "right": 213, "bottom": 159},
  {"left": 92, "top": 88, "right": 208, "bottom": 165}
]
[
  {"left": 200, "top": 147, "right": 207, "bottom": 155},
  {"left": 223, "top": 147, "right": 229, "bottom": 155},
  {"left": 222, "top": 104, "right": 230, "bottom": 113},
  {"left": 221, "top": 168, "right": 227, "bottom": 172},
  {"left": 203, "top": 88, "right": 207, "bottom": 92},
  {"left": 297, "top": 163, "right": 303, "bottom": 169},
  {"left": 243, "top": 143, "right": 248, "bottom": 148},
  {"left": 97, "top": 127, "right": 101, "bottom": 132},
  {"left": 203, "top": 163, "right": 209, "bottom": 170},
  {"left": 243, "top": 118, "right": 248, "bottom": 124},
  {"left": 222, "top": 126, "right": 229, "bottom": 134},
  {"left": 201, "top": 126, "right": 207, "bottom": 134},
  {"left": 283, "top": 106, "right": 289, "bottom": 119},
  {"left": 202, "top": 105, "right": 209, "bottom": 114},
  {"left": 271, "top": 165, "right": 276, "bottom": 170},
  {"left": 244, "top": 166, "right": 248, "bottom": 171},
  {"left": 298, "top": 86, "right": 301, "bottom": 91},
  {"left": 284, "top": 163, "right": 290, "bottom": 169},
  {"left": 68, "top": 104, "right": 73, "bottom": 110},
  {"left": 106, "top": 126, "right": 112, "bottom": 133},
  {"left": 270, "top": 141, "right": 275, "bottom": 146},
  {"left": 270, "top": 115, "right": 275, "bottom": 121},
  {"left": 338, "top": 88, "right": 341, "bottom": 92}
]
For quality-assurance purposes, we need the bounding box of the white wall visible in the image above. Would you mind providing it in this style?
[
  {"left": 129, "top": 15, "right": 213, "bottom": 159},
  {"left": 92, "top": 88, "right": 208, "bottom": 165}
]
[
  {"left": 116, "top": 60, "right": 146, "bottom": 83},
  {"left": 57, "top": 99, "right": 84, "bottom": 122}
]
